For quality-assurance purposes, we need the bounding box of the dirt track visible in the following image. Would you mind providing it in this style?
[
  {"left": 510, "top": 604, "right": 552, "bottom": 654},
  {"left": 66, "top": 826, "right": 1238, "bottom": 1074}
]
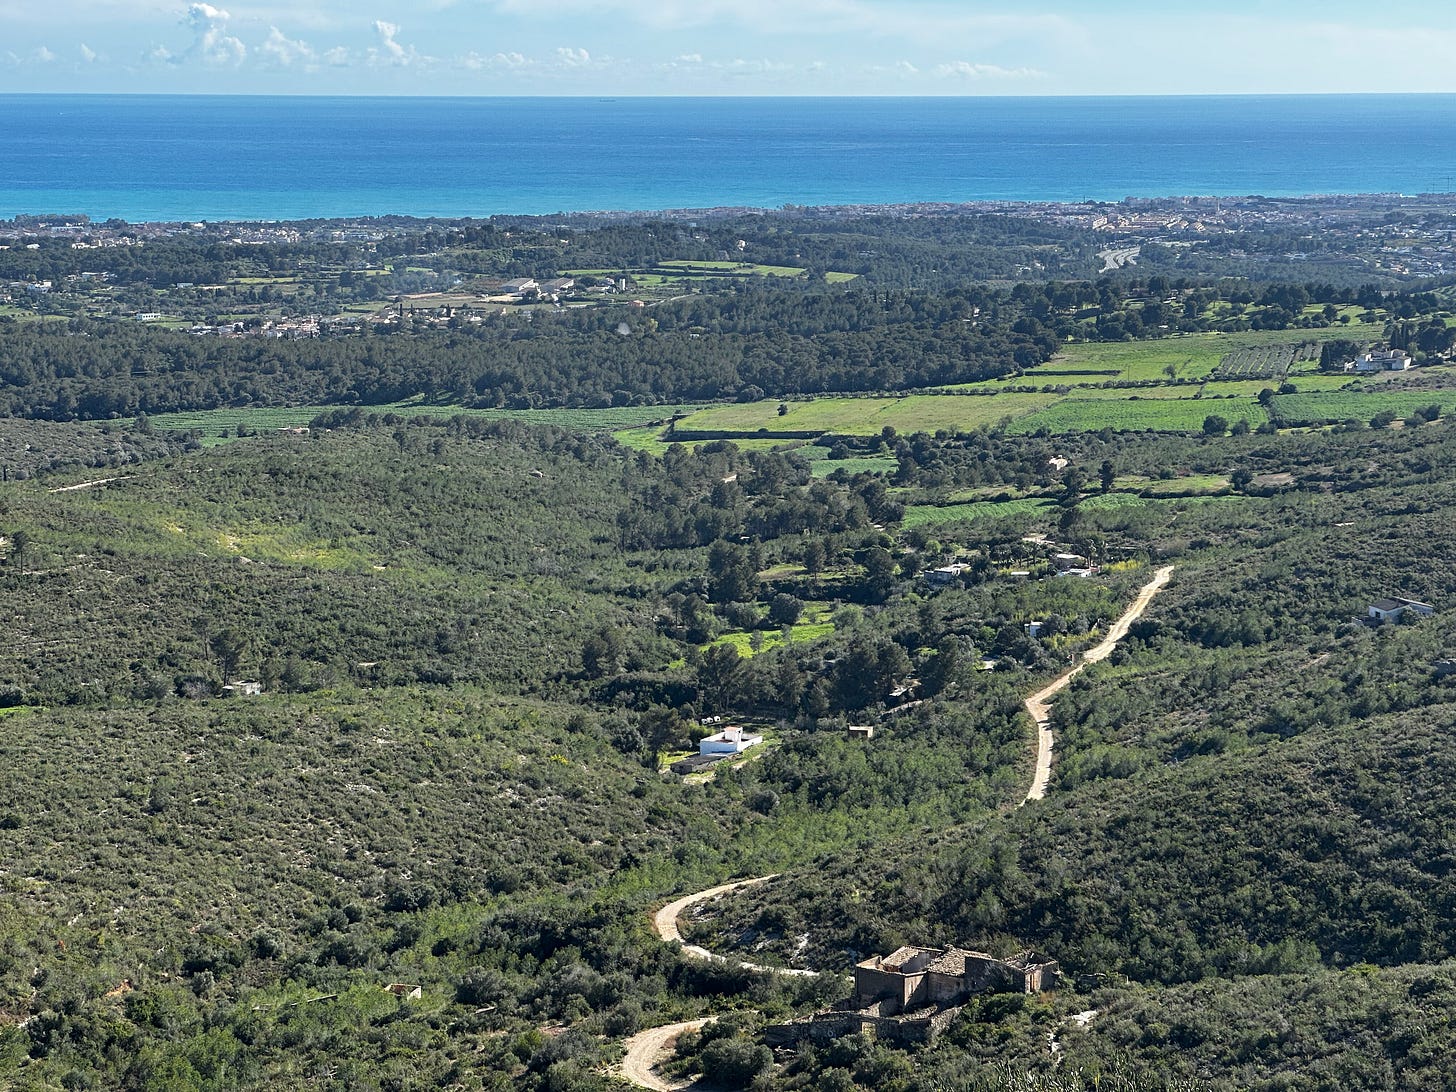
[
  {"left": 617, "top": 1018, "right": 713, "bottom": 1091},
  {"left": 1022, "top": 565, "right": 1174, "bottom": 803},
  {"left": 48, "top": 475, "right": 131, "bottom": 493},
  {"left": 622, "top": 567, "right": 1174, "bottom": 1088},
  {"left": 652, "top": 875, "right": 820, "bottom": 977}
]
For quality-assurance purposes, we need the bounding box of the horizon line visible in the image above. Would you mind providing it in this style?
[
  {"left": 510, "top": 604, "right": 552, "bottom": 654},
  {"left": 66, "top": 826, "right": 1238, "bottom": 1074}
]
[{"left": 5, "top": 90, "right": 1456, "bottom": 100}]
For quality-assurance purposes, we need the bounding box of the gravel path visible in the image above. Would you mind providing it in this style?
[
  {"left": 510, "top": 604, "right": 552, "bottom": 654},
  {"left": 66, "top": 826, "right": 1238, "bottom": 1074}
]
[
  {"left": 47, "top": 475, "right": 131, "bottom": 493},
  {"left": 622, "top": 568, "right": 1174, "bottom": 1088},
  {"left": 617, "top": 1018, "right": 713, "bottom": 1091},
  {"left": 1022, "top": 565, "right": 1174, "bottom": 804},
  {"left": 652, "top": 875, "right": 821, "bottom": 977}
]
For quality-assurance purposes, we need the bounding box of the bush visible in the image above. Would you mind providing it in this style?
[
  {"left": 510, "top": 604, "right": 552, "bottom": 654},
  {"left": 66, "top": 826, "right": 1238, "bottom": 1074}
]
[
  {"left": 700, "top": 1037, "right": 773, "bottom": 1088},
  {"left": 767, "top": 594, "right": 804, "bottom": 626},
  {"left": 723, "top": 602, "right": 760, "bottom": 630}
]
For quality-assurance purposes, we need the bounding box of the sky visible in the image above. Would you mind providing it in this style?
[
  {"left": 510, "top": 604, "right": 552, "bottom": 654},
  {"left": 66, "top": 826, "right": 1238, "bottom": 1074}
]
[{"left": 3, "top": 0, "right": 1456, "bottom": 96}]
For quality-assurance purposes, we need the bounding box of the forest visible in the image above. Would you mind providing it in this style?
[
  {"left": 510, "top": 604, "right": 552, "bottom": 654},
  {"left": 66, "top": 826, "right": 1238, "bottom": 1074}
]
[
  {"left": 0, "top": 274, "right": 1447, "bottom": 423},
  {"left": 2, "top": 209, "right": 1456, "bottom": 1090}
]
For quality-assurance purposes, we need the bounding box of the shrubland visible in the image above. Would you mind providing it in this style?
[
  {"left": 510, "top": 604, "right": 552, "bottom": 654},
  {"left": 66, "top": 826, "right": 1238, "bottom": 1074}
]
[{"left": 2, "top": 215, "right": 1456, "bottom": 1089}]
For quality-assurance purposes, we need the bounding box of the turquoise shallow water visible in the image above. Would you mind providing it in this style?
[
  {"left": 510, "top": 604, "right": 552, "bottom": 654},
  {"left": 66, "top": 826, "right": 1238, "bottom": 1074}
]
[{"left": 5, "top": 94, "right": 1456, "bottom": 220}]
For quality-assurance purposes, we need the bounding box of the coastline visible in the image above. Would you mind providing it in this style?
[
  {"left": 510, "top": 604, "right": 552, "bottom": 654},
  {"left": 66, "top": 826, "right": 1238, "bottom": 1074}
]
[{"left": 7, "top": 94, "right": 1456, "bottom": 221}]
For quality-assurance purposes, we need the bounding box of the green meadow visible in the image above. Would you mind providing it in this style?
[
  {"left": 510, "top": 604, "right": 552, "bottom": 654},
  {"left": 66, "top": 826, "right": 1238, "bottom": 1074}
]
[
  {"left": 671, "top": 392, "right": 1058, "bottom": 436},
  {"left": 902, "top": 496, "right": 1054, "bottom": 527},
  {"left": 904, "top": 489, "right": 1245, "bottom": 527},
  {"left": 1007, "top": 397, "right": 1269, "bottom": 435},
  {"left": 1271, "top": 389, "right": 1452, "bottom": 425},
  {"left": 142, "top": 402, "right": 703, "bottom": 442}
]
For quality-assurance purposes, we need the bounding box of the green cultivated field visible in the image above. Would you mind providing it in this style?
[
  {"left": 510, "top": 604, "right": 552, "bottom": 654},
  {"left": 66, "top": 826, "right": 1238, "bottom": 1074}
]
[
  {"left": 1271, "top": 390, "right": 1451, "bottom": 425},
  {"left": 1008, "top": 397, "right": 1269, "bottom": 435},
  {"left": 905, "top": 489, "right": 1245, "bottom": 527},
  {"left": 707, "top": 622, "right": 836, "bottom": 657},
  {"left": 1073, "top": 385, "right": 1225, "bottom": 401},
  {"left": 142, "top": 402, "right": 704, "bottom": 441},
  {"left": 903, "top": 497, "right": 1054, "bottom": 527},
  {"left": 672, "top": 392, "right": 1058, "bottom": 436},
  {"left": 1139, "top": 473, "right": 1231, "bottom": 496},
  {"left": 809, "top": 455, "right": 899, "bottom": 476},
  {"left": 659, "top": 259, "right": 806, "bottom": 277},
  {"left": 612, "top": 426, "right": 801, "bottom": 456},
  {"left": 1201, "top": 374, "right": 1356, "bottom": 398},
  {"left": 1027, "top": 331, "right": 1331, "bottom": 384}
]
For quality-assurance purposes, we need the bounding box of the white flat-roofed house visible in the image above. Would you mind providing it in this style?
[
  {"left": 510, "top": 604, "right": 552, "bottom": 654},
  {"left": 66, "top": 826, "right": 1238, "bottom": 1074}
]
[
  {"left": 1348, "top": 349, "right": 1413, "bottom": 372},
  {"left": 1368, "top": 597, "right": 1434, "bottom": 624},
  {"left": 699, "top": 725, "right": 764, "bottom": 755},
  {"left": 924, "top": 563, "right": 971, "bottom": 588}
]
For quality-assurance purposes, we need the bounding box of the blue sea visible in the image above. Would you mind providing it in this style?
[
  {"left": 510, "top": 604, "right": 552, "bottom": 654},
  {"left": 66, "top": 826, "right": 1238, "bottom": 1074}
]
[{"left": 5, "top": 94, "right": 1456, "bottom": 221}]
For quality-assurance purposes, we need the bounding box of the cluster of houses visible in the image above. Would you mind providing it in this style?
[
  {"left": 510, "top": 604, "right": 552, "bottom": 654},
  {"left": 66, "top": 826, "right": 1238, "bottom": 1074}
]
[
  {"left": 497, "top": 276, "right": 579, "bottom": 300},
  {"left": 181, "top": 316, "right": 365, "bottom": 339},
  {"left": 923, "top": 548, "right": 1095, "bottom": 592}
]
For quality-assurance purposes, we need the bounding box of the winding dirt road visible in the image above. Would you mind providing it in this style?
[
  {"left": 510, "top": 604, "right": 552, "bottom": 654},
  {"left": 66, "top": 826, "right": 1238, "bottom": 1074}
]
[
  {"left": 1022, "top": 565, "right": 1174, "bottom": 804},
  {"left": 652, "top": 875, "right": 820, "bottom": 977},
  {"left": 617, "top": 1018, "right": 714, "bottom": 1091},
  {"left": 622, "top": 566, "right": 1173, "bottom": 1087}
]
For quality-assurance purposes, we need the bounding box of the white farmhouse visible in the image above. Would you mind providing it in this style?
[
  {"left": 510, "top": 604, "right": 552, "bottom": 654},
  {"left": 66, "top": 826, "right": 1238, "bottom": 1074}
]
[
  {"left": 699, "top": 726, "right": 764, "bottom": 755},
  {"left": 1368, "top": 597, "right": 1434, "bottom": 624},
  {"left": 1347, "top": 349, "right": 1413, "bottom": 372}
]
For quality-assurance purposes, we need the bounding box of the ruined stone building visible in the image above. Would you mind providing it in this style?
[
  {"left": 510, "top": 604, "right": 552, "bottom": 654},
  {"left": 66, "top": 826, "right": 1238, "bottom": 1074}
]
[
  {"left": 853, "top": 945, "right": 1059, "bottom": 1012},
  {"left": 768, "top": 945, "right": 1059, "bottom": 1047}
]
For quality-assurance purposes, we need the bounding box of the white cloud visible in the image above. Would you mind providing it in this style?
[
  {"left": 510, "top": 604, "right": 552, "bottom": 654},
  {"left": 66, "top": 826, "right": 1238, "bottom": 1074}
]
[
  {"left": 459, "top": 50, "right": 530, "bottom": 70},
  {"left": 933, "top": 60, "right": 1044, "bottom": 80},
  {"left": 727, "top": 57, "right": 793, "bottom": 73},
  {"left": 374, "top": 20, "right": 404, "bottom": 59},
  {"left": 555, "top": 46, "right": 592, "bottom": 67},
  {"left": 322, "top": 45, "right": 351, "bottom": 66},
  {"left": 165, "top": 3, "right": 246, "bottom": 67},
  {"left": 369, "top": 19, "right": 424, "bottom": 66},
  {"left": 34, "top": 45, "right": 56, "bottom": 62},
  {"left": 79, "top": 43, "right": 99, "bottom": 63},
  {"left": 475, "top": 0, "right": 1074, "bottom": 50},
  {"left": 260, "top": 26, "right": 315, "bottom": 67}
]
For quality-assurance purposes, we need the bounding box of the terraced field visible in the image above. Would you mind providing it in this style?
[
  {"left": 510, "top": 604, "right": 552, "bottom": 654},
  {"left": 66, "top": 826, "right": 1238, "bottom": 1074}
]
[
  {"left": 1024, "top": 330, "right": 1337, "bottom": 384},
  {"left": 1211, "top": 341, "right": 1319, "bottom": 380}
]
